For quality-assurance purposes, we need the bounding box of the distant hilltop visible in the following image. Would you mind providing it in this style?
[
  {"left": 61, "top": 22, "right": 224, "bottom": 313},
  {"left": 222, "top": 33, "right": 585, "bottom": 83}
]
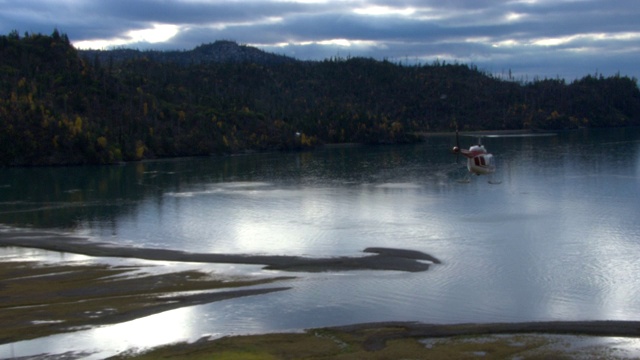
[{"left": 80, "top": 40, "right": 297, "bottom": 66}]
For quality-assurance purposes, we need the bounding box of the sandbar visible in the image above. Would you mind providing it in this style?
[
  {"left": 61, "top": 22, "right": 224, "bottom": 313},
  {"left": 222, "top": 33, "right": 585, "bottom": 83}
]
[{"left": 0, "top": 228, "right": 440, "bottom": 272}]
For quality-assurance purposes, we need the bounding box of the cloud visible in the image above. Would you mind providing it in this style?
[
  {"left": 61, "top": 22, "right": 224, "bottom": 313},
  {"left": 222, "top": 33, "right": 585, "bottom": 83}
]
[{"left": 1, "top": 0, "right": 639, "bottom": 80}]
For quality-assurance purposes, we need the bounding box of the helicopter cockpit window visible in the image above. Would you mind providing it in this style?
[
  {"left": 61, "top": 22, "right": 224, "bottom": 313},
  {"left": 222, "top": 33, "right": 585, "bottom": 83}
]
[{"left": 474, "top": 157, "right": 486, "bottom": 166}]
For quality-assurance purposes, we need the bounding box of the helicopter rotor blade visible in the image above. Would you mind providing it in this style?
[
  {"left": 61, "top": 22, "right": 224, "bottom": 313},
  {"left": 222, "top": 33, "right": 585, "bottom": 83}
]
[{"left": 455, "top": 125, "right": 460, "bottom": 164}]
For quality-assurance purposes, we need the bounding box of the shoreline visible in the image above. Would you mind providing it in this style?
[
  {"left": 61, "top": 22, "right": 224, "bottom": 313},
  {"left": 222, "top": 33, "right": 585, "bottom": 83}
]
[
  {"left": 118, "top": 320, "right": 640, "bottom": 359},
  {"left": 414, "top": 128, "right": 559, "bottom": 137},
  {"left": 330, "top": 320, "right": 640, "bottom": 351}
]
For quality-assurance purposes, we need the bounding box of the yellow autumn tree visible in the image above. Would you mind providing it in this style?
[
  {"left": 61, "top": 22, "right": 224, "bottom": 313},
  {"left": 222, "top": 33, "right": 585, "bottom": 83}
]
[{"left": 135, "top": 140, "right": 146, "bottom": 159}]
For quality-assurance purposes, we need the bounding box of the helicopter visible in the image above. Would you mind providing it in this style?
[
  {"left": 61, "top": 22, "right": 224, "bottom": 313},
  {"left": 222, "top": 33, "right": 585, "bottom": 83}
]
[{"left": 451, "top": 127, "right": 499, "bottom": 183}]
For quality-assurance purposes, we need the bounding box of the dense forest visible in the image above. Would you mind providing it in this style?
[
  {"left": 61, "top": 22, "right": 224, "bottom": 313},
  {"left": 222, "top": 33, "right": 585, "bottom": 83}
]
[{"left": 1, "top": 30, "right": 640, "bottom": 166}]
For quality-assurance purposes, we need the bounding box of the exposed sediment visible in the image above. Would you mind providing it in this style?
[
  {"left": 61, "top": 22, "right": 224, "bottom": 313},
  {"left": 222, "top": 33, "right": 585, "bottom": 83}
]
[
  {"left": 0, "top": 229, "right": 440, "bottom": 272},
  {"left": 0, "top": 228, "right": 440, "bottom": 346},
  {"left": 0, "top": 259, "right": 292, "bottom": 345}
]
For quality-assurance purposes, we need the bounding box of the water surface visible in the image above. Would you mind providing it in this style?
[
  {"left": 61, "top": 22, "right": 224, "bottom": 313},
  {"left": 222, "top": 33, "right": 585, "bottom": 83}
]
[{"left": 1, "top": 128, "right": 640, "bottom": 358}]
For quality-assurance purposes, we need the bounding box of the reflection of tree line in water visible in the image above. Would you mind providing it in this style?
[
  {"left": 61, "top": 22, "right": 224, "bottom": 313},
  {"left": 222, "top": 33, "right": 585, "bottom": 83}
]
[
  {"left": 2, "top": 31, "right": 640, "bottom": 166},
  {"left": 0, "top": 151, "right": 334, "bottom": 228},
  {"left": 0, "top": 144, "right": 433, "bottom": 228},
  {"left": 0, "top": 161, "right": 203, "bottom": 228}
]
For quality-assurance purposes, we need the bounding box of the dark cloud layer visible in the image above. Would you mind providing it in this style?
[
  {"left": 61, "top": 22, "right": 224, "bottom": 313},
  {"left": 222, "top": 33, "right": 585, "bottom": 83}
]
[{"left": 1, "top": 0, "right": 639, "bottom": 80}]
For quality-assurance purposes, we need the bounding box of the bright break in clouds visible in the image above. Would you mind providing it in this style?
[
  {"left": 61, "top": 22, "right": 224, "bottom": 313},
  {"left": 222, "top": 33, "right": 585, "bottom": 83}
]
[{"left": 1, "top": 0, "right": 639, "bottom": 81}]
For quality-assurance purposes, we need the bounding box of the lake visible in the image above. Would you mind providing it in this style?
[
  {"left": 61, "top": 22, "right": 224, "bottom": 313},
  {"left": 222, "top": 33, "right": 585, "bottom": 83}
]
[{"left": 2, "top": 127, "right": 640, "bottom": 358}]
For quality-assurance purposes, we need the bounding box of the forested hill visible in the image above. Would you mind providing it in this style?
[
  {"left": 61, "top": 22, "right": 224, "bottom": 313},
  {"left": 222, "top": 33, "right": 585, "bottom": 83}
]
[
  {"left": 2, "top": 31, "right": 640, "bottom": 166},
  {"left": 80, "top": 40, "right": 297, "bottom": 66}
]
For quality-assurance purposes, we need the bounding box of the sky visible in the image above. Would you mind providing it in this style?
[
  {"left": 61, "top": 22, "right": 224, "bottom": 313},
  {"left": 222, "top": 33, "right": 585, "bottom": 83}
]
[{"left": 1, "top": 0, "right": 639, "bottom": 82}]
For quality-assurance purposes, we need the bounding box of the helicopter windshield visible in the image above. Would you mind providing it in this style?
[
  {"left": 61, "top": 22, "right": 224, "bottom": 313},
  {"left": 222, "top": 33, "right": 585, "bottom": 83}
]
[{"left": 473, "top": 154, "right": 494, "bottom": 167}]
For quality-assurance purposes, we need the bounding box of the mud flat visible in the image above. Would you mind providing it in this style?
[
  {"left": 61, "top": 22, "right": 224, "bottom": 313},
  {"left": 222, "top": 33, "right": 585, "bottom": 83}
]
[
  {"left": 0, "top": 228, "right": 441, "bottom": 272},
  {"left": 0, "top": 259, "right": 292, "bottom": 345},
  {"left": 0, "top": 227, "right": 440, "bottom": 345}
]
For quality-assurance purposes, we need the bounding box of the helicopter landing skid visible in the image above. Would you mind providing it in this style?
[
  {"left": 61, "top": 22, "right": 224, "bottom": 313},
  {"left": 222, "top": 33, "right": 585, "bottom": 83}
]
[{"left": 456, "top": 176, "right": 471, "bottom": 183}]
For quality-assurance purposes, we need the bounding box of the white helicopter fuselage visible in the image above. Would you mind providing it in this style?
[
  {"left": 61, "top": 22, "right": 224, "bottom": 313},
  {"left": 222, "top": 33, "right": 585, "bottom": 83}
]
[{"left": 455, "top": 145, "right": 496, "bottom": 176}]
